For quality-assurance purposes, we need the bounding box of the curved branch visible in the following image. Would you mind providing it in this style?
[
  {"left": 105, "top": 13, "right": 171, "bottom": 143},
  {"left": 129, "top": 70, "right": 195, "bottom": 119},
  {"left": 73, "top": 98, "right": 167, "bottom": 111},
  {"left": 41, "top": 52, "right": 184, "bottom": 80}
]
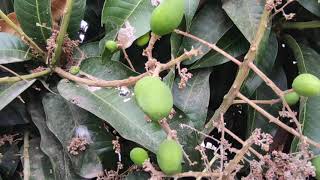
[{"left": 0, "top": 69, "right": 52, "bottom": 84}]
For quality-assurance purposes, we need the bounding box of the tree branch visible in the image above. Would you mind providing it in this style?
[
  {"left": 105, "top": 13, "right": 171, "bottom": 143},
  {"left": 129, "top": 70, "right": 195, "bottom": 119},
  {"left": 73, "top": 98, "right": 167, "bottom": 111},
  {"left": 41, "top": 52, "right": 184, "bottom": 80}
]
[{"left": 0, "top": 69, "right": 51, "bottom": 84}]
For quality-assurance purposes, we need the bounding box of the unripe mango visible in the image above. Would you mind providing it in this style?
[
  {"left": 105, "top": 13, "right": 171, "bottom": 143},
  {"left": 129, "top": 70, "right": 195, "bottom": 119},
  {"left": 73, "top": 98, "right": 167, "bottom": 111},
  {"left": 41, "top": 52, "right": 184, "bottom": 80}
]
[
  {"left": 130, "top": 147, "right": 149, "bottom": 166},
  {"left": 69, "top": 66, "right": 80, "bottom": 75},
  {"left": 156, "top": 139, "right": 183, "bottom": 175},
  {"left": 134, "top": 76, "right": 173, "bottom": 121},
  {"left": 292, "top": 73, "right": 320, "bottom": 97},
  {"left": 105, "top": 40, "right": 118, "bottom": 53},
  {"left": 150, "top": 0, "right": 184, "bottom": 36},
  {"left": 136, "top": 32, "right": 150, "bottom": 47},
  {"left": 284, "top": 91, "right": 300, "bottom": 106}
]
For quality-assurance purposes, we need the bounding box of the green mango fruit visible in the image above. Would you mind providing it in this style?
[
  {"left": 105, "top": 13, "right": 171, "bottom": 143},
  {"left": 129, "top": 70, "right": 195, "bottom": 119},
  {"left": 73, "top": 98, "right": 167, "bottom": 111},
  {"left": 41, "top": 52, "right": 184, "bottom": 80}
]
[
  {"left": 136, "top": 32, "right": 150, "bottom": 47},
  {"left": 284, "top": 91, "right": 300, "bottom": 106},
  {"left": 69, "top": 66, "right": 80, "bottom": 75},
  {"left": 292, "top": 73, "right": 320, "bottom": 97},
  {"left": 150, "top": 0, "right": 184, "bottom": 36},
  {"left": 105, "top": 40, "right": 118, "bottom": 53},
  {"left": 156, "top": 139, "right": 183, "bottom": 175},
  {"left": 134, "top": 76, "right": 173, "bottom": 121},
  {"left": 130, "top": 147, "right": 149, "bottom": 166},
  {"left": 312, "top": 155, "right": 320, "bottom": 179}
]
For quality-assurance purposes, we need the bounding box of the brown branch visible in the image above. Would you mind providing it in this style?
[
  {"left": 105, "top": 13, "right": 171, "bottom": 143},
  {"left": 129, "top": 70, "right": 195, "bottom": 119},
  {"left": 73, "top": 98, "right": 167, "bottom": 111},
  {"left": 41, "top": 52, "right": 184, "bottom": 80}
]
[
  {"left": 237, "top": 92, "right": 320, "bottom": 149},
  {"left": 143, "top": 32, "right": 160, "bottom": 62},
  {"left": 121, "top": 48, "right": 136, "bottom": 72},
  {"left": 233, "top": 99, "right": 281, "bottom": 105}
]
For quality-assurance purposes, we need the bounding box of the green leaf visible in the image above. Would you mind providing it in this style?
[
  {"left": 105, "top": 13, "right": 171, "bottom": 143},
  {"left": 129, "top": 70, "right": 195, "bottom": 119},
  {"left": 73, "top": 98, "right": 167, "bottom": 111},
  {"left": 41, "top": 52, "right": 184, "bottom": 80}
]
[
  {"left": 73, "top": 42, "right": 101, "bottom": 60},
  {"left": 297, "top": 0, "right": 320, "bottom": 17},
  {"left": 27, "top": 99, "right": 84, "bottom": 180},
  {"left": 14, "top": 0, "right": 52, "bottom": 45},
  {"left": 126, "top": 172, "right": 150, "bottom": 180},
  {"left": 163, "top": 68, "right": 175, "bottom": 90},
  {"left": 173, "top": 69, "right": 211, "bottom": 129},
  {"left": 100, "top": 0, "right": 154, "bottom": 57},
  {"left": 222, "top": 0, "right": 265, "bottom": 43},
  {"left": 0, "top": 99, "right": 30, "bottom": 126},
  {"left": 246, "top": 66, "right": 287, "bottom": 137},
  {"left": 0, "top": 33, "right": 31, "bottom": 64},
  {"left": 27, "top": 138, "right": 55, "bottom": 180},
  {"left": 68, "top": 0, "right": 86, "bottom": 39},
  {"left": 241, "top": 31, "right": 278, "bottom": 97},
  {"left": 0, "top": 144, "right": 20, "bottom": 177},
  {"left": 42, "top": 94, "right": 116, "bottom": 178},
  {"left": 190, "top": 27, "right": 249, "bottom": 69},
  {"left": 285, "top": 35, "right": 320, "bottom": 154},
  {"left": 0, "top": 80, "right": 35, "bottom": 111},
  {"left": 181, "top": 1, "right": 233, "bottom": 64},
  {"left": 185, "top": 0, "right": 200, "bottom": 30}
]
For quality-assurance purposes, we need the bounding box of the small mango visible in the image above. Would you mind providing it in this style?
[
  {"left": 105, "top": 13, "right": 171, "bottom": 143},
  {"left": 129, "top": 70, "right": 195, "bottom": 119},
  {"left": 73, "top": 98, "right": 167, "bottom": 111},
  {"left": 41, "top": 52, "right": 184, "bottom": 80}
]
[
  {"left": 105, "top": 40, "right": 118, "bottom": 53},
  {"left": 134, "top": 76, "right": 173, "bottom": 121},
  {"left": 284, "top": 91, "right": 300, "bottom": 106},
  {"left": 156, "top": 139, "right": 183, "bottom": 175},
  {"left": 136, "top": 32, "right": 150, "bottom": 47},
  {"left": 130, "top": 147, "right": 149, "bottom": 166},
  {"left": 69, "top": 66, "right": 80, "bottom": 75},
  {"left": 150, "top": 0, "right": 184, "bottom": 36},
  {"left": 292, "top": 73, "right": 320, "bottom": 97}
]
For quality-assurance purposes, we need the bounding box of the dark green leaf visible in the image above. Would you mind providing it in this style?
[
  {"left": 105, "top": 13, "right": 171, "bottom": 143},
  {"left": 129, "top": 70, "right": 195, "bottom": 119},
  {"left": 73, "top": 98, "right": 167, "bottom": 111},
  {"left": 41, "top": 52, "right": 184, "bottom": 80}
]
[
  {"left": 285, "top": 35, "right": 320, "bottom": 154},
  {"left": 0, "top": 80, "right": 35, "bottom": 111},
  {"left": 0, "top": 144, "right": 20, "bottom": 177},
  {"left": 73, "top": 42, "right": 101, "bottom": 60},
  {"left": 222, "top": 0, "right": 265, "bottom": 42},
  {"left": 0, "top": 33, "right": 31, "bottom": 64},
  {"left": 163, "top": 68, "right": 175, "bottom": 90},
  {"left": 68, "top": 0, "right": 86, "bottom": 39},
  {"left": 0, "top": 99, "right": 29, "bottom": 126},
  {"left": 42, "top": 94, "right": 115, "bottom": 178},
  {"left": 14, "top": 0, "right": 52, "bottom": 45},
  {"left": 125, "top": 171, "right": 150, "bottom": 180},
  {"left": 26, "top": 138, "right": 55, "bottom": 180},
  {"left": 190, "top": 27, "right": 249, "bottom": 69},
  {"left": 297, "top": 0, "right": 320, "bottom": 17},
  {"left": 241, "top": 31, "right": 278, "bottom": 97},
  {"left": 181, "top": 1, "right": 233, "bottom": 64},
  {"left": 185, "top": 0, "right": 200, "bottom": 30},
  {"left": 173, "top": 69, "right": 211, "bottom": 129},
  {"left": 27, "top": 99, "right": 84, "bottom": 180}
]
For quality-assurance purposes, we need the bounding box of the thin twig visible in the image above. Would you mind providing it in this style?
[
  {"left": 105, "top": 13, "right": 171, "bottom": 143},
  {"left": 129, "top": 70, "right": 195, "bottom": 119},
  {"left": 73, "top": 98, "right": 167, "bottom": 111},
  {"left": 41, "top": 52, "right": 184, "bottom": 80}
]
[
  {"left": 0, "top": 69, "right": 52, "bottom": 84},
  {"left": 0, "top": 65, "right": 28, "bottom": 82},
  {"left": 237, "top": 92, "right": 320, "bottom": 149},
  {"left": 219, "top": 113, "right": 225, "bottom": 180},
  {"left": 143, "top": 32, "right": 160, "bottom": 62},
  {"left": 0, "top": 10, "right": 46, "bottom": 57},
  {"left": 233, "top": 99, "right": 281, "bottom": 105},
  {"left": 23, "top": 131, "right": 30, "bottom": 180},
  {"left": 121, "top": 48, "right": 136, "bottom": 71}
]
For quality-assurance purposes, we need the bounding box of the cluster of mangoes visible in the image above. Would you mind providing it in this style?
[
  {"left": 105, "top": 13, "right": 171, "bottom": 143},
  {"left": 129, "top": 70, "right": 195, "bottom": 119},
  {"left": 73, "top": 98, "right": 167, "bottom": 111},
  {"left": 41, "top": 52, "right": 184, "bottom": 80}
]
[
  {"left": 128, "top": 0, "right": 185, "bottom": 175},
  {"left": 284, "top": 73, "right": 320, "bottom": 105}
]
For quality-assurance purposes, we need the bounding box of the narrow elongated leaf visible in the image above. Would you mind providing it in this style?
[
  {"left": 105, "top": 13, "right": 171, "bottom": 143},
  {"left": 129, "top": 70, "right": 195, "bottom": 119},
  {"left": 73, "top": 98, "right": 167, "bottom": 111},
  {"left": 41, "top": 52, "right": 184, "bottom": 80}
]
[
  {"left": 27, "top": 99, "right": 84, "bottom": 180},
  {"left": 297, "top": 0, "right": 320, "bottom": 17},
  {"left": 0, "top": 80, "right": 35, "bottom": 111},
  {"left": 285, "top": 35, "right": 320, "bottom": 154},
  {"left": 43, "top": 94, "right": 115, "bottom": 178},
  {"left": 181, "top": 1, "right": 233, "bottom": 64},
  {"left": 68, "top": 0, "right": 86, "bottom": 39},
  {"left": 185, "top": 0, "right": 200, "bottom": 30},
  {"left": 14, "top": 0, "right": 52, "bottom": 45},
  {"left": 241, "top": 31, "right": 278, "bottom": 97},
  {"left": 26, "top": 138, "right": 55, "bottom": 180},
  {"left": 0, "top": 33, "right": 31, "bottom": 64},
  {"left": 222, "top": 0, "right": 265, "bottom": 42},
  {"left": 190, "top": 27, "right": 249, "bottom": 69},
  {"left": 173, "top": 69, "right": 211, "bottom": 129}
]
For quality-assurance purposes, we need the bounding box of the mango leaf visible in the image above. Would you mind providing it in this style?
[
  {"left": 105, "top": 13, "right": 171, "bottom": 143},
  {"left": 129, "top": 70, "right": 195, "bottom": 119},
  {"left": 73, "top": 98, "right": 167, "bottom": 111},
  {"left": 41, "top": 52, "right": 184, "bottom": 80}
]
[
  {"left": 126, "top": 172, "right": 150, "bottom": 180},
  {"left": 190, "top": 27, "right": 249, "bottom": 69},
  {"left": 241, "top": 31, "right": 278, "bottom": 97},
  {"left": 163, "top": 68, "right": 175, "bottom": 90},
  {"left": 0, "top": 33, "right": 31, "bottom": 64},
  {"left": 27, "top": 99, "right": 84, "bottom": 180},
  {"left": 222, "top": 0, "right": 265, "bottom": 43},
  {"left": 100, "top": 0, "right": 154, "bottom": 57},
  {"left": 14, "top": 0, "right": 52, "bottom": 45},
  {"left": 68, "top": 0, "right": 86, "bottom": 39},
  {"left": 173, "top": 69, "right": 211, "bottom": 129},
  {"left": 285, "top": 35, "right": 320, "bottom": 154},
  {"left": 42, "top": 94, "right": 116, "bottom": 178},
  {"left": 184, "top": 0, "right": 200, "bottom": 30},
  {"left": 297, "top": 0, "right": 320, "bottom": 17},
  {"left": 73, "top": 42, "right": 100, "bottom": 60},
  {"left": 25, "top": 138, "right": 55, "bottom": 180},
  {"left": 181, "top": 1, "right": 233, "bottom": 64},
  {"left": 0, "top": 144, "right": 20, "bottom": 177},
  {"left": 0, "top": 80, "right": 35, "bottom": 111},
  {"left": 246, "top": 65, "right": 287, "bottom": 137},
  {"left": 0, "top": 99, "right": 29, "bottom": 126}
]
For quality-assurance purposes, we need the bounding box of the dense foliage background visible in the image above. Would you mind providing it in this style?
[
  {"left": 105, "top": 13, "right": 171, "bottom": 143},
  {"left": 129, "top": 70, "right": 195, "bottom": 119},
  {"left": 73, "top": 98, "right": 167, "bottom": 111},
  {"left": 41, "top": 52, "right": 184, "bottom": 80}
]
[{"left": 0, "top": 0, "right": 319, "bottom": 179}]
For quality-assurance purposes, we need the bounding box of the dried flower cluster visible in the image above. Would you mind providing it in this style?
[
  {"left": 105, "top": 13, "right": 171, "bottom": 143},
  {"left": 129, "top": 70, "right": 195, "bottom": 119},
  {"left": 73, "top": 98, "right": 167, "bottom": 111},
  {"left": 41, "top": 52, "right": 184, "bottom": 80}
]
[
  {"left": 178, "top": 68, "right": 193, "bottom": 89},
  {"left": 0, "top": 134, "right": 19, "bottom": 146},
  {"left": 67, "top": 137, "right": 90, "bottom": 155}
]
